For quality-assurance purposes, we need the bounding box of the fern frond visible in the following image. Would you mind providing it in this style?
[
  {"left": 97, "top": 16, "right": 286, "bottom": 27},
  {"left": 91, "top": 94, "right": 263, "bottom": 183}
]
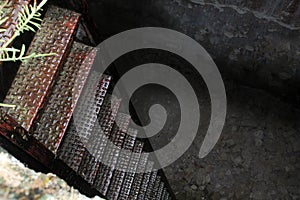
[
  {"left": 2, "top": 0, "right": 47, "bottom": 48},
  {"left": 0, "top": 0, "right": 9, "bottom": 14},
  {"left": 0, "top": 103, "right": 16, "bottom": 108},
  {"left": 0, "top": 0, "right": 52, "bottom": 108},
  {"left": 0, "top": 44, "right": 56, "bottom": 62},
  {"left": 15, "top": 0, "right": 47, "bottom": 35},
  {"left": 0, "top": 16, "right": 8, "bottom": 25}
]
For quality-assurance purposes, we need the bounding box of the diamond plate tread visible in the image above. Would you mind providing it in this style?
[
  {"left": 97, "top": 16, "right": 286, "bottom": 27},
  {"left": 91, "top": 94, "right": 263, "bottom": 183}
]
[
  {"left": 4, "top": 6, "right": 80, "bottom": 131},
  {"left": 57, "top": 74, "right": 111, "bottom": 172},
  {"left": 166, "top": 193, "right": 170, "bottom": 200},
  {"left": 0, "top": 109, "right": 53, "bottom": 167},
  {"left": 78, "top": 95, "right": 121, "bottom": 184},
  {"left": 32, "top": 42, "right": 96, "bottom": 153},
  {"left": 145, "top": 170, "right": 158, "bottom": 200},
  {"left": 118, "top": 140, "right": 144, "bottom": 200},
  {"left": 93, "top": 113, "right": 131, "bottom": 195},
  {"left": 161, "top": 188, "right": 167, "bottom": 200},
  {"left": 152, "top": 175, "right": 162, "bottom": 200},
  {"left": 128, "top": 153, "right": 150, "bottom": 200},
  {"left": 157, "top": 181, "right": 165, "bottom": 200},
  {"left": 106, "top": 128, "right": 138, "bottom": 200},
  {"left": 56, "top": 124, "right": 84, "bottom": 172},
  {"left": 137, "top": 161, "right": 154, "bottom": 200},
  {"left": 71, "top": 74, "right": 111, "bottom": 145},
  {"left": 0, "top": 0, "right": 30, "bottom": 47}
]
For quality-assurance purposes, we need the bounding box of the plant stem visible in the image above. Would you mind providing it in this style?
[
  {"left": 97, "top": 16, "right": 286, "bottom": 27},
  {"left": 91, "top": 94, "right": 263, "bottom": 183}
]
[
  {"left": 0, "top": 52, "right": 56, "bottom": 62},
  {"left": 0, "top": 103, "right": 16, "bottom": 108}
]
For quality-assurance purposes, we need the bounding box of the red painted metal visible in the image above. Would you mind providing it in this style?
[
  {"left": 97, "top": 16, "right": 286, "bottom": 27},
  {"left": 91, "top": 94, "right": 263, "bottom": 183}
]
[
  {"left": 0, "top": 0, "right": 30, "bottom": 47},
  {"left": 3, "top": 6, "right": 80, "bottom": 132},
  {"left": 32, "top": 42, "right": 96, "bottom": 153}
]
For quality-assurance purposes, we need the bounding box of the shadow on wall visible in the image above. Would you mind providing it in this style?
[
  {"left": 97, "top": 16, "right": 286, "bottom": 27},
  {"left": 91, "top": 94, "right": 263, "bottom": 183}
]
[{"left": 54, "top": 0, "right": 300, "bottom": 104}]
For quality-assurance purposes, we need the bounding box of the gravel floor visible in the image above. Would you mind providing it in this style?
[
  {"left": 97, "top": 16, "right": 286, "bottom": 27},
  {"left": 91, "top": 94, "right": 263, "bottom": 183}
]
[{"left": 0, "top": 148, "right": 104, "bottom": 200}]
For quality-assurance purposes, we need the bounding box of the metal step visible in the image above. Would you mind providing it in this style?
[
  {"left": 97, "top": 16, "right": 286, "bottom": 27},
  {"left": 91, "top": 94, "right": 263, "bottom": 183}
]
[
  {"left": 106, "top": 128, "right": 138, "bottom": 200},
  {"left": 4, "top": 6, "right": 80, "bottom": 132},
  {"left": 157, "top": 181, "right": 165, "bottom": 200},
  {"left": 161, "top": 188, "right": 168, "bottom": 200},
  {"left": 0, "top": 5, "right": 80, "bottom": 166},
  {"left": 93, "top": 113, "right": 131, "bottom": 195},
  {"left": 78, "top": 95, "right": 121, "bottom": 184},
  {"left": 32, "top": 42, "right": 96, "bottom": 153},
  {"left": 145, "top": 170, "right": 158, "bottom": 200},
  {"left": 138, "top": 161, "right": 154, "bottom": 200},
  {"left": 152, "top": 175, "right": 162, "bottom": 199},
  {"left": 57, "top": 74, "right": 111, "bottom": 172},
  {"left": 118, "top": 140, "right": 144, "bottom": 200},
  {"left": 128, "top": 152, "right": 150, "bottom": 200},
  {"left": 0, "top": 4, "right": 176, "bottom": 199}
]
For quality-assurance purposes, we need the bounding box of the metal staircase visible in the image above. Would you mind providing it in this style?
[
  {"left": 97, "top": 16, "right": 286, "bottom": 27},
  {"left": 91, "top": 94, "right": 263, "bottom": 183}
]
[{"left": 0, "top": 2, "right": 174, "bottom": 200}]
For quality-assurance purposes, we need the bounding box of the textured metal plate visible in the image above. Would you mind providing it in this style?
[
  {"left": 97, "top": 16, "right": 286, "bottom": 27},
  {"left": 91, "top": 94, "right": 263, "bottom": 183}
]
[
  {"left": 56, "top": 124, "right": 85, "bottom": 172},
  {"left": 157, "top": 181, "right": 165, "bottom": 200},
  {"left": 78, "top": 95, "right": 121, "bottom": 184},
  {"left": 32, "top": 42, "right": 96, "bottom": 153},
  {"left": 4, "top": 6, "right": 80, "bottom": 131},
  {"left": 57, "top": 74, "right": 111, "bottom": 172},
  {"left": 93, "top": 113, "right": 131, "bottom": 195},
  {"left": 106, "top": 128, "right": 137, "bottom": 200},
  {"left": 69, "top": 73, "right": 111, "bottom": 144},
  {"left": 166, "top": 193, "right": 170, "bottom": 200},
  {"left": 129, "top": 153, "right": 150, "bottom": 200},
  {"left": 138, "top": 161, "right": 154, "bottom": 200},
  {"left": 0, "top": 109, "right": 53, "bottom": 167},
  {"left": 152, "top": 175, "right": 162, "bottom": 199},
  {"left": 0, "top": 0, "right": 29, "bottom": 47},
  {"left": 161, "top": 188, "right": 167, "bottom": 200},
  {"left": 118, "top": 140, "right": 144, "bottom": 200},
  {"left": 145, "top": 170, "right": 158, "bottom": 200}
]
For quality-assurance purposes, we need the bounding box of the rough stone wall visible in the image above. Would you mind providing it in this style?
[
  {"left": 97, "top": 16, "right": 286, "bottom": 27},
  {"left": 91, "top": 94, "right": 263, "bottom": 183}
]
[
  {"left": 190, "top": 0, "right": 300, "bottom": 27},
  {"left": 58, "top": 0, "right": 300, "bottom": 103},
  {"left": 151, "top": 0, "right": 300, "bottom": 102}
]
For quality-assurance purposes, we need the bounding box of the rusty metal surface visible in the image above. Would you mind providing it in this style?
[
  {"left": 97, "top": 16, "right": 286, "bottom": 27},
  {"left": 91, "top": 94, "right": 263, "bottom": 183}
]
[
  {"left": 0, "top": 109, "right": 53, "bottom": 167},
  {"left": 4, "top": 6, "right": 80, "bottom": 131},
  {"left": 106, "top": 128, "right": 137, "bottom": 200},
  {"left": 57, "top": 74, "right": 111, "bottom": 172},
  {"left": 78, "top": 95, "right": 121, "bottom": 184},
  {"left": 93, "top": 113, "right": 131, "bottom": 195},
  {"left": 0, "top": 0, "right": 30, "bottom": 47},
  {"left": 118, "top": 140, "right": 144, "bottom": 200},
  {"left": 32, "top": 42, "right": 96, "bottom": 153},
  {"left": 129, "top": 153, "right": 150, "bottom": 200}
]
